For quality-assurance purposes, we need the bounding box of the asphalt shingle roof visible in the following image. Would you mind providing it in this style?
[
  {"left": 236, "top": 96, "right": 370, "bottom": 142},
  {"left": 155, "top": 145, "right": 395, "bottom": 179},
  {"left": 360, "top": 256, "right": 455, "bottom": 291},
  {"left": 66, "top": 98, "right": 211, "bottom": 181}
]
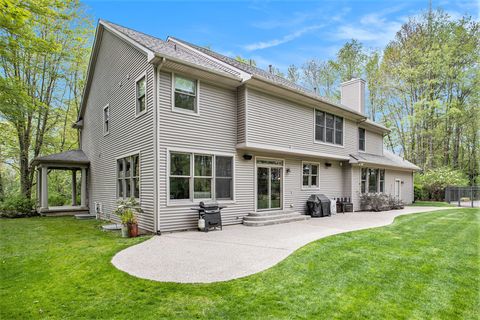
[
  {"left": 102, "top": 21, "right": 242, "bottom": 78},
  {"left": 350, "top": 151, "right": 420, "bottom": 171},
  {"left": 33, "top": 150, "right": 90, "bottom": 165}
]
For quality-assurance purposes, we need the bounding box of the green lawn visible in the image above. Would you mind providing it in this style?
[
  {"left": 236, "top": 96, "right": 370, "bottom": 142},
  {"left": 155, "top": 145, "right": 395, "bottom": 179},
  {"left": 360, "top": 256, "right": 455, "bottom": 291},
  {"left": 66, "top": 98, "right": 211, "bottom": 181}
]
[
  {"left": 1, "top": 209, "right": 479, "bottom": 319},
  {"left": 410, "top": 201, "right": 456, "bottom": 207}
]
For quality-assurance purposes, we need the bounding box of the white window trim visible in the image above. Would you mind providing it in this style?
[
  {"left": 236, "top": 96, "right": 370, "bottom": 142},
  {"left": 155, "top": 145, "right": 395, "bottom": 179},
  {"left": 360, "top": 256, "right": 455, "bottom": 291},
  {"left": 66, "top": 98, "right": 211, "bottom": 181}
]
[
  {"left": 103, "top": 104, "right": 110, "bottom": 136},
  {"left": 358, "top": 127, "right": 366, "bottom": 152},
  {"left": 254, "top": 156, "right": 285, "bottom": 212},
  {"left": 360, "top": 167, "right": 386, "bottom": 194},
  {"left": 115, "top": 151, "right": 141, "bottom": 202},
  {"left": 171, "top": 72, "right": 200, "bottom": 116},
  {"left": 301, "top": 161, "right": 320, "bottom": 190},
  {"left": 312, "top": 108, "right": 345, "bottom": 148},
  {"left": 166, "top": 148, "right": 235, "bottom": 206},
  {"left": 135, "top": 71, "right": 147, "bottom": 118}
]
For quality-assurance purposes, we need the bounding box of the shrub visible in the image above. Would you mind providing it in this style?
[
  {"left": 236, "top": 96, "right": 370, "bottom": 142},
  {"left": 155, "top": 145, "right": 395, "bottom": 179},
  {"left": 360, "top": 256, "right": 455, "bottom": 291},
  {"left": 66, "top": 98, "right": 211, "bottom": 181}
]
[
  {"left": 415, "top": 167, "right": 469, "bottom": 201},
  {"left": 48, "top": 193, "right": 69, "bottom": 206},
  {"left": 113, "top": 198, "right": 142, "bottom": 224},
  {"left": 360, "top": 193, "right": 404, "bottom": 212},
  {"left": 0, "top": 195, "right": 37, "bottom": 218}
]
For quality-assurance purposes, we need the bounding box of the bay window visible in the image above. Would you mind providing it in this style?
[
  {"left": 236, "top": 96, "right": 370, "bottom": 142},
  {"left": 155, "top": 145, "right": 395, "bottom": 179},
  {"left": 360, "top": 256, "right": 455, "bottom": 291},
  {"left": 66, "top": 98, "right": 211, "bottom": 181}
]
[
  {"left": 315, "top": 110, "right": 343, "bottom": 145},
  {"left": 117, "top": 154, "right": 140, "bottom": 199},
  {"left": 302, "top": 162, "right": 319, "bottom": 188},
  {"left": 169, "top": 151, "right": 233, "bottom": 202}
]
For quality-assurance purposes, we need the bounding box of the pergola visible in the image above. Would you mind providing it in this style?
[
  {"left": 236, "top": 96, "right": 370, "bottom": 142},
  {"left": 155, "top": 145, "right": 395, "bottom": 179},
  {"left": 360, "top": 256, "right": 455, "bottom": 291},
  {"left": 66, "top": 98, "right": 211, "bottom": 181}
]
[{"left": 32, "top": 150, "right": 90, "bottom": 215}]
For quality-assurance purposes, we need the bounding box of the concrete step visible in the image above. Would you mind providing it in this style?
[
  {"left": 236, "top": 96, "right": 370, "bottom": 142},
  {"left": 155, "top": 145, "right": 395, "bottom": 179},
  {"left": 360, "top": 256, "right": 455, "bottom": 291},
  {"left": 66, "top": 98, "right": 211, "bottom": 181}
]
[
  {"left": 75, "top": 213, "right": 96, "bottom": 220},
  {"left": 243, "top": 212, "right": 306, "bottom": 222},
  {"left": 247, "top": 210, "right": 296, "bottom": 217},
  {"left": 243, "top": 214, "right": 310, "bottom": 227}
]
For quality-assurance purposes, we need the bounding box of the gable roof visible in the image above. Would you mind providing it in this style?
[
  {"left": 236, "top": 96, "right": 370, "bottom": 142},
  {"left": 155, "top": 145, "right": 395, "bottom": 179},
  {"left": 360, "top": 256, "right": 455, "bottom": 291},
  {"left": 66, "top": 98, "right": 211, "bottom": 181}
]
[
  {"left": 349, "top": 151, "right": 420, "bottom": 171},
  {"left": 77, "top": 20, "right": 390, "bottom": 134}
]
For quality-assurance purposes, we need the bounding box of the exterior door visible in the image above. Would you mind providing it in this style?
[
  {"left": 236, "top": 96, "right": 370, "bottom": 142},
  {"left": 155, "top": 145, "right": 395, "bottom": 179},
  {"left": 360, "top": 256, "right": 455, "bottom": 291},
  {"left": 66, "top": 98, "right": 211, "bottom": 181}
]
[
  {"left": 394, "top": 179, "right": 401, "bottom": 199},
  {"left": 256, "top": 159, "right": 283, "bottom": 210}
]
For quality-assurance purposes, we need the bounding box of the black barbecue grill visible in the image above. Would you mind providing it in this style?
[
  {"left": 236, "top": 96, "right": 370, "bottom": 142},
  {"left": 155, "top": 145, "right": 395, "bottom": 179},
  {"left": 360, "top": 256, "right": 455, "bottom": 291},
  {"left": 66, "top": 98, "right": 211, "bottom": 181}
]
[
  {"left": 193, "top": 201, "right": 223, "bottom": 232},
  {"left": 306, "top": 194, "right": 331, "bottom": 217}
]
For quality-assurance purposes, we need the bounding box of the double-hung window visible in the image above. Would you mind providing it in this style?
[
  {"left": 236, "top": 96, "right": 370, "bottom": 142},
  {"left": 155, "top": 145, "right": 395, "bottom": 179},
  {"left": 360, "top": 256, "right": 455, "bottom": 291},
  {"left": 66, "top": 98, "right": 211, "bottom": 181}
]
[
  {"left": 315, "top": 110, "right": 343, "bottom": 145},
  {"left": 169, "top": 152, "right": 233, "bottom": 202},
  {"left": 361, "top": 168, "right": 367, "bottom": 193},
  {"left": 169, "top": 153, "right": 191, "bottom": 200},
  {"left": 194, "top": 155, "right": 213, "bottom": 199},
  {"left": 302, "top": 162, "right": 319, "bottom": 188},
  {"left": 136, "top": 75, "right": 146, "bottom": 114},
  {"left": 359, "top": 128, "right": 366, "bottom": 151},
  {"left": 379, "top": 169, "right": 385, "bottom": 192},
  {"left": 117, "top": 154, "right": 140, "bottom": 199},
  {"left": 173, "top": 74, "right": 197, "bottom": 112},
  {"left": 103, "top": 105, "right": 109, "bottom": 135}
]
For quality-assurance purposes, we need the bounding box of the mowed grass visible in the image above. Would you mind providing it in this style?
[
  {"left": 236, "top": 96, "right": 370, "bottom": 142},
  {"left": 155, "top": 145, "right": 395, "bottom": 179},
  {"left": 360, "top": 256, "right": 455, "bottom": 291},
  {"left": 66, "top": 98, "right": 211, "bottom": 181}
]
[
  {"left": 1, "top": 208, "right": 479, "bottom": 319},
  {"left": 410, "top": 201, "right": 456, "bottom": 207}
]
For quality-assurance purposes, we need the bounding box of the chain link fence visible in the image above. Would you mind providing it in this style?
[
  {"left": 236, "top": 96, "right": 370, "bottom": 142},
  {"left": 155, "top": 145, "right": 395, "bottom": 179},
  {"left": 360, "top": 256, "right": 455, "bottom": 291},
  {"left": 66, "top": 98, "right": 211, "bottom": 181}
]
[{"left": 445, "top": 186, "right": 480, "bottom": 208}]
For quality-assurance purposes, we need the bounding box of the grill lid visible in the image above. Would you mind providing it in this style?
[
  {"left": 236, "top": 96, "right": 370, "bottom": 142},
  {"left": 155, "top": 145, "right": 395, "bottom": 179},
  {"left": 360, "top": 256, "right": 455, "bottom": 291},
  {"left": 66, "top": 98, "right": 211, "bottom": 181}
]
[
  {"left": 199, "top": 201, "right": 219, "bottom": 209},
  {"left": 307, "top": 194, "right": 330, "bottom": 203}
]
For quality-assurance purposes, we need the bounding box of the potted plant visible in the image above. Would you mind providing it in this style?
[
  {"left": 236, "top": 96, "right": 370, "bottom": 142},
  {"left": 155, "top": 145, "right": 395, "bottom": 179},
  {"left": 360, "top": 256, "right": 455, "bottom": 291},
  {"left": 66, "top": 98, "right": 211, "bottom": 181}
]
[{"left": 113, "top": 198, "right": 143, "bottom": 238}]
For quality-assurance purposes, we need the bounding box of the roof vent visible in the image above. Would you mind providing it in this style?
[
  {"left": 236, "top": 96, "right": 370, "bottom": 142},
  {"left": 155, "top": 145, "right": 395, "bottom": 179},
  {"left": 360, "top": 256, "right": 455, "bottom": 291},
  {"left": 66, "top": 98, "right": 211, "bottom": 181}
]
[
  {"left": 174, "top": 43, "right": 177, "bottom": 51},
  {"left": 268, "top": 64, "right": 272, "bottom": 74}
]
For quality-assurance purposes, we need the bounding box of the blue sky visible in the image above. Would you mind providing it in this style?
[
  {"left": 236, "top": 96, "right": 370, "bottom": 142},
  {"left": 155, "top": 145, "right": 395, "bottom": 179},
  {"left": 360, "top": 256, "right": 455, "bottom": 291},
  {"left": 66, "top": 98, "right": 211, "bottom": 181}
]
[{"left": 83, "top": 0, "right": 478, "bottom": 73}]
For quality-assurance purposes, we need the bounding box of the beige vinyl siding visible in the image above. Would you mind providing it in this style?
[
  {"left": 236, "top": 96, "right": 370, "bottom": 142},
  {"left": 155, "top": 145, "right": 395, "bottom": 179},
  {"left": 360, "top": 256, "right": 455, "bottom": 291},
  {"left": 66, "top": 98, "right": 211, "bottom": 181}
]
[
  {"left": 385, "top": 169, "right": 414, "bottom": 204},
  {"left": 237, "top": 85, "right": 246, "bottom": 144},
  {"left": 246, "top": 88, "right": 357, "bottom": 156},
  {"left": 364, "top": 130, "right": 384, "bottom": 155},
  {"left": 158, "top": 71, "right": 254, "bottom": 232},
  {"left": 81, "top": 30, "right": 155, "bottom": 232}
]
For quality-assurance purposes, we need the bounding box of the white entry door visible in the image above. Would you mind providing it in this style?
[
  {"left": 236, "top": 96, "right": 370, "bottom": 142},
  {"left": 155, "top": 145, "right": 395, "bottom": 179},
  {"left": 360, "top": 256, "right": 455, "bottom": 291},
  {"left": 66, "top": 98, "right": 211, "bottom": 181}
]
[{"left": 394, "top": 179, "right": 401, "bottom": 199}]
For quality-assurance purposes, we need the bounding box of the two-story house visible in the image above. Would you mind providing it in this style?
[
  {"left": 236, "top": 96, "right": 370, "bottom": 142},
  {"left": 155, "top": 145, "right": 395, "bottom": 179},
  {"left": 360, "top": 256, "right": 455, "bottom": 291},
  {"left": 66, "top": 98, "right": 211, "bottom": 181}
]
[{"left": 34, "top": 20, "right": 419, "bottom": 233}]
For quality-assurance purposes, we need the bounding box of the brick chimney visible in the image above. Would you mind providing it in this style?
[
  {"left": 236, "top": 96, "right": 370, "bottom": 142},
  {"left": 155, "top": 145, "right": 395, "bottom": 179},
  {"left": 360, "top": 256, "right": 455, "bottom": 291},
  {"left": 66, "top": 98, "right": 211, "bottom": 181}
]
[{"left": 340, "top": 78, "right": 365, "bottom": 115}]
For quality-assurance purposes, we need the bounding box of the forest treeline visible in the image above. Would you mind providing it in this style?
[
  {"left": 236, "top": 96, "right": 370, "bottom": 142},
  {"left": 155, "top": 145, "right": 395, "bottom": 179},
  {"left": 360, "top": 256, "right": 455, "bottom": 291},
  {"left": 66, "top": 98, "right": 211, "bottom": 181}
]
[{"left": 0, "top": 1, "right": 478, "bottom": 204}]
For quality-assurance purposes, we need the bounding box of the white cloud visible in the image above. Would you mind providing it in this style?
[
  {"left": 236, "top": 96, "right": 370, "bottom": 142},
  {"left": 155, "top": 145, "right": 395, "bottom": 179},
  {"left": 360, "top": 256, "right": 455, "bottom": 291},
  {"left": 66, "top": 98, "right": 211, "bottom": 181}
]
[
  {"left": 244, "top": 24, "right": 324, "bottom": 51},
  {"left": 332, "top": 7, "right": 405, "bottom": 47}
]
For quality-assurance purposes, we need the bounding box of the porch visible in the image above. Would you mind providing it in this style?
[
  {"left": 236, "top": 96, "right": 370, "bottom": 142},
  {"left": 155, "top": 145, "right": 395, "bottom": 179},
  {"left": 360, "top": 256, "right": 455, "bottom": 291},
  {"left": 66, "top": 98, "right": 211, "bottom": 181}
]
[{"left": 32, "top": 150, "right": 90, "bottom": 216}]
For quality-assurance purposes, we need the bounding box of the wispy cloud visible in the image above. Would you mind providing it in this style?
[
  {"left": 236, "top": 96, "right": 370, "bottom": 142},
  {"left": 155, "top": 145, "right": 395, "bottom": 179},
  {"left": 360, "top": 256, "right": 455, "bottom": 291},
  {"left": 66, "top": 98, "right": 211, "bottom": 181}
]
[
  {"left": 243, "top": 24, "right": 324, "bottom": 51},
  {"left": 332, "top": 6, "right": 405, "bottom": 48}
]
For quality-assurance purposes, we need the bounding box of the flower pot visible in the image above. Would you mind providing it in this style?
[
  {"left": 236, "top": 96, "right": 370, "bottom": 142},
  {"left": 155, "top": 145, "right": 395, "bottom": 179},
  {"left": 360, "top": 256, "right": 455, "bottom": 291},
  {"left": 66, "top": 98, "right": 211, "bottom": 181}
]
[
  {"left": 121, "top": 225, "right": 129, "bottom": 238},
  {"left": 128, "top": 222, "right": 138, "bottom": 238}
]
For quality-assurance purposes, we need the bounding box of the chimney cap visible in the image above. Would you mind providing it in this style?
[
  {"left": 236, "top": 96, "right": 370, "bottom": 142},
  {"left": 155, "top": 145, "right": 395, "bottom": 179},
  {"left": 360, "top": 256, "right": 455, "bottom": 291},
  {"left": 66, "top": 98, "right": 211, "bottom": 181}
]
[{"left": 341, "top": 78, "right": 366, "bottom": 86}]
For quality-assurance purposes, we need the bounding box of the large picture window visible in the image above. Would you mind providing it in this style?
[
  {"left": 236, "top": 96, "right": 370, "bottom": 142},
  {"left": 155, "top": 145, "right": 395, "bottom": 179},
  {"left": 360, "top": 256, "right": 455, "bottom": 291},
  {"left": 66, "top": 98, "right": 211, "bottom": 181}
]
[
  {"left": 136, "top": 75, "right": 146, "bottom": 114},
  {"left": 315, "top": 110, "right": 343, "bottom": 145},
  {"left": 174, "top": 75, "right": 197, "bottom": 112},
  {"left": 302, "top": 162, "right": 319, "bottom": 188},
  {"left": 361, "top": 168, "right": 386, "bottom": 194},
  {"left": 169, "top": 151, "right": 233, "bottom": 202},
  {"left": 117, "top": 154, "right": 140, "bottom": 199}
]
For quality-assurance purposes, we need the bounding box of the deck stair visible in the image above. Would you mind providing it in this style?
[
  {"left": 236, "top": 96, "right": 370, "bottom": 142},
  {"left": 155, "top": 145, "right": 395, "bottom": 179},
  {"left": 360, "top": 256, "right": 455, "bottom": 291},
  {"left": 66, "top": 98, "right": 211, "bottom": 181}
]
[{"left": 243, "top": 210, "right": 310, "bottom": 227}]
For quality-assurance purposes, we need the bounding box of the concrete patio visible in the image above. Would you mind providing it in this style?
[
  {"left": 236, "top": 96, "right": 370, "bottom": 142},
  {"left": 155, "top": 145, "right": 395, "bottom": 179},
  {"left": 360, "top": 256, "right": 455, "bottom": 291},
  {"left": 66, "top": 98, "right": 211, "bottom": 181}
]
[{"left": 111, "top": 207, "right": 454, "bottom": 283}]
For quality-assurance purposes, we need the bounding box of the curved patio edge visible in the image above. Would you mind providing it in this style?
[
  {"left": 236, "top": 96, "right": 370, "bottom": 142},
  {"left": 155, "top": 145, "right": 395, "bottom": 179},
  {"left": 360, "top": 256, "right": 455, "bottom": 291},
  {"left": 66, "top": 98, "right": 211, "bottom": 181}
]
[{"left": 111, "top": 207, "right": 452, "bottom": 283}]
